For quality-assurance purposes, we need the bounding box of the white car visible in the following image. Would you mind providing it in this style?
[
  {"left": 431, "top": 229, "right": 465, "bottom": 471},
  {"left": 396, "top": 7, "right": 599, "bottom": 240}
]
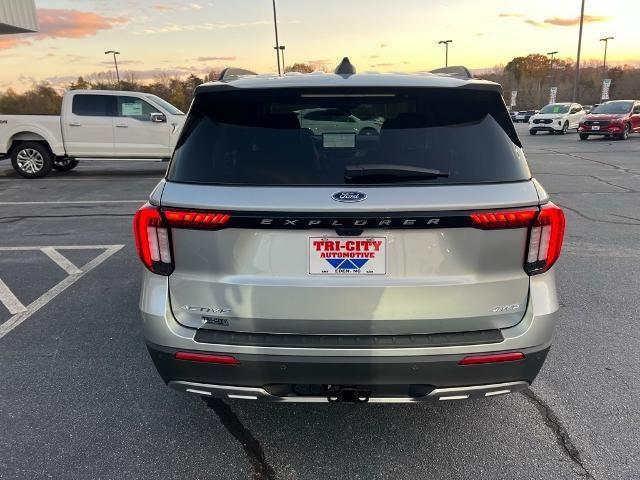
[
  {"left": 298, "top": 108, "right": 382, "bottom": 136},
  {"left": 528, "top": 103, "right": 586, "bottom": 135},
  {"left": 0, "top": 90, "right": 186, "bottom": 178}
]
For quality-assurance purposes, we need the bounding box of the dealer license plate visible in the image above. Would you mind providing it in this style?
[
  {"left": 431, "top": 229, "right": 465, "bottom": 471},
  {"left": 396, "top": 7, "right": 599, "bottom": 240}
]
[{"left": 309, "top": 237, "right": 386, "bottom": 275}]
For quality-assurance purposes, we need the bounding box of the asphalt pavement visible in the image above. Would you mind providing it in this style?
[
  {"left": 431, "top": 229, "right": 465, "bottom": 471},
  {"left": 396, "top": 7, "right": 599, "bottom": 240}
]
[{"left": 0, "top": 125, "right": 638, "bottom": 479}]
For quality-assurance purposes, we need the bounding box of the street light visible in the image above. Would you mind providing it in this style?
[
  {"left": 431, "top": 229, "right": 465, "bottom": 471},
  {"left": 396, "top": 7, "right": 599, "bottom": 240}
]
[
  {"left": 600, "top": 36, "right": 614, "bottom": 77},
  {"left": 438, "top": 40, "right": 453, "bottom": 68},
  {"left": 274, "top": 45, "right": 286, "bottom": 73},
  {"left": 271, "top": 0, "right": 281, "bottom": 75},
  {"left": 104, "top": 50, "right": 121, "bottom": 89},
  {"left": 572, "top": 0, "right": 585, "bottom": 102}
]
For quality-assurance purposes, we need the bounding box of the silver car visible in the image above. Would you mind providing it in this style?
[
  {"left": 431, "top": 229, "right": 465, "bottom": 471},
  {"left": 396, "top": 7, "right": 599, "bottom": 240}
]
[{"left": 135, "top": 60, "right": 565, "bottom": 404}]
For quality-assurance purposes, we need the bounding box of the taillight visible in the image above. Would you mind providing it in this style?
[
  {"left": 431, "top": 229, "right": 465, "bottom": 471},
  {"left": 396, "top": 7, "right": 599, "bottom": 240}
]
[
  {"left": 163, "top": 209, "right": 231, "bottom": 229},
  {"left": 133, "top": 203, "right": 174, "bottom": 275},
  {"left": 525, "top": 202, "right": 565, "bottom": 275},
  {"left": 469, "top": 203, "right": 565, "bottom": 276},
  {"left": 470, "top": 209, "right": 538, "bottom": 229}
]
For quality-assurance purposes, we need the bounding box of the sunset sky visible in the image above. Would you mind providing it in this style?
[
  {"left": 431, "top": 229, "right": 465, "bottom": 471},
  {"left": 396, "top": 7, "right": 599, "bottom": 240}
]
[{"left": 1, "top": 0, "right": 638, "bottom": 91}]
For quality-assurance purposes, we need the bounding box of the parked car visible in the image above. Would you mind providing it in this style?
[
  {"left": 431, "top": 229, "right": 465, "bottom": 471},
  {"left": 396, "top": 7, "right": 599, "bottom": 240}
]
[
  {"left": 582, "top": 105, "right": 594, "bottom": 114},
  {"left": 0, "top": 90, "right": 185, "bottom": 178},
  {"left": 298, "top": 108, "right": 382, "bottom": 136},
  {"left": 135, "top": 59, "right": 565, "bottom": 404},
  {"left": 578, "top": 100, "right": 640, "bottom": 141},
  {"left": 514, "top": 110, "right": 537, "bottom": 123},
  {"left": 528, "top": 103, "right": 586, "bottom": 135}
]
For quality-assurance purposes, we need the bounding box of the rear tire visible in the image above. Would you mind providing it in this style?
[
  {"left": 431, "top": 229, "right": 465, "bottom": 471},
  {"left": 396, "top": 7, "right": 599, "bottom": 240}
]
[
  {"left": 11, "top": 142, "right": 53, "bottom": 179},
  {"left": 529, "top": 130, "right": 537, "bottom": 135},
  {"left": 52, "top": 158, "right": 79, "bottom": 172},
  {"left": 579, "top": 133, "right": 589, "bottom": 140}
]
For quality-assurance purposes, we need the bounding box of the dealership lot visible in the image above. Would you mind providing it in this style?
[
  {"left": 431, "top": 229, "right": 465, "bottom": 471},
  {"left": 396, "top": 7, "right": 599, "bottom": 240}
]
[{"left": 0, "top": 125, "right": 639, "bottom": 480}]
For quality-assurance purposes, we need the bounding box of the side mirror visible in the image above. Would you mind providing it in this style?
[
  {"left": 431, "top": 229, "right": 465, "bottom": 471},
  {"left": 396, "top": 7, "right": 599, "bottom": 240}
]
[{"left": 151, "top": 113, "right": 167, "bottom": 123}]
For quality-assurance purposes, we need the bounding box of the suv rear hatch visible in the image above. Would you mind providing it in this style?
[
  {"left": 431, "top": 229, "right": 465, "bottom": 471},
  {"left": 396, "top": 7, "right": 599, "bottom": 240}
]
[{"left": 159, "top": 85, "right": 539, "bottom": 336}]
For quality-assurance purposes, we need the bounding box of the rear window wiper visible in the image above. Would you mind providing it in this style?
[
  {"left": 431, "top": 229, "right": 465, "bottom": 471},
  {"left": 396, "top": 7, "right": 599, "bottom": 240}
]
[{"left": 345, "top": 164, "right": 450, "bottom": 182}]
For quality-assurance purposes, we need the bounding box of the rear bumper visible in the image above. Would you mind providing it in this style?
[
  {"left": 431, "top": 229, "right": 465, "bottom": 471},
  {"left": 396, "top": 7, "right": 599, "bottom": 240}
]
[
  {"left": 140, "top": 270, "right": 559, "bottom": 401},
  {"left": 148, "top": 342, "right": 546, "bottom": 402}
]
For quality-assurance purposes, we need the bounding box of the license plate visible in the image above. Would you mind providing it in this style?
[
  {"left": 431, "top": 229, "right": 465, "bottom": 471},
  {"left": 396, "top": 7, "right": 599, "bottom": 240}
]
[
  {"left": 309, "top": 237, "right": 386, "bottom": 275},
  {"left": 591, "top": 126, "right": 600, "bottom": 130}
]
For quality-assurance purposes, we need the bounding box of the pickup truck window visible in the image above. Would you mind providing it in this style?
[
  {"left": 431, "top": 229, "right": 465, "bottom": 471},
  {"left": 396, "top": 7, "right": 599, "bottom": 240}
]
[
  {"left": 117, "top": 96, "right": 160, "bottom": 122},
  {"left": 72, "top": 95, "right": 115, "bottom": 117}
]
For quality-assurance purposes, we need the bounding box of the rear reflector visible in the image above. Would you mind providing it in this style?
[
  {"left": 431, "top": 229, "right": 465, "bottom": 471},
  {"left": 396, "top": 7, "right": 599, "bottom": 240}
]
[
  {"left": 163, "top": 209, "right": 231, "bottom": 229},
  {"left": 174, "top": 352, "right": 240, "bottom": 365},
  {"left": 458, "top": 352, "right": 525, "bottom": 365}
]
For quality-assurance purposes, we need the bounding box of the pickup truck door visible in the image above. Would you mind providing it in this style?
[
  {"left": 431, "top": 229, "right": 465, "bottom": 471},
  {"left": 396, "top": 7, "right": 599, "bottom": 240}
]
[
  {"left": 62, "top": 94, "right": 115, "bottom": 156},
  {"left": 114, "top": 96, "right": 171, "bottom": 158}
]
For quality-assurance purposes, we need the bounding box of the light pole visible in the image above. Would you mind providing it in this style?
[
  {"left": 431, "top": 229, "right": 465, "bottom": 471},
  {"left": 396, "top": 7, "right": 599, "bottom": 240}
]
[
  {"left": 271, "top": 0, "right": 281, "bottom": 75},
  {"left": 547, "top": 50, "right": 558, "bottom": 85},
  {"left": 600, "top": 36, "right": 614, "bottom": 77},
  {"left": 274, "top": 45, "right": 286, "bottom": 73},
  {"left": 572, "top": 0, "right": 585, "bottom": 102},
  {"left": 438, "top": 40, "right": 452, "bottom": 67},
  {"left": 104, "top": 50, "right": 121, "bottom": 89}
]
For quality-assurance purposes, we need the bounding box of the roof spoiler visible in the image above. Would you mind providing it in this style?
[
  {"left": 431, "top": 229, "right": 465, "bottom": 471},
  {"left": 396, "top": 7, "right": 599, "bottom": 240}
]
[
  {"left": 430, "top": 66, "right": 473, "bottom": 79},
  {"left": 218, "top": 67, "right": 258, "bottom": 82}
]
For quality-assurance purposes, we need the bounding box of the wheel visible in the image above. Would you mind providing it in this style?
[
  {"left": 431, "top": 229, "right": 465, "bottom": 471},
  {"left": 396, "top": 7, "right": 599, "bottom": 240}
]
[
  {"left": 359, "top": 128, "right": 379, "bottom": 137},
  {"left": 53, "top": 158, "right": 79, "bottom": 172},
  {"left": 11, "top": 142, "right": 53, "bottom": 179},
  {"left": 529, "top": 130, "right": 537, "bottom": 135},
  {"left": 617, "top": 123, "right": 630, "bottom": 140},
  {"left": 559, "top": 121, "right": 569, "bottom": 135},
  {"left": 579, "top": 133, "right": 589, "bottom": 140}
]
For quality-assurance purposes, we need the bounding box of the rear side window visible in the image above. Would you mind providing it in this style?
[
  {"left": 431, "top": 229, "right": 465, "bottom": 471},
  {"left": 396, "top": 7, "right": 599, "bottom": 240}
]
[
  {"left": 72, "top": 95, "right": 114, "bottom": 117},
  {"left": 168, "top": 87, "right": 530, "bottom": 186}
]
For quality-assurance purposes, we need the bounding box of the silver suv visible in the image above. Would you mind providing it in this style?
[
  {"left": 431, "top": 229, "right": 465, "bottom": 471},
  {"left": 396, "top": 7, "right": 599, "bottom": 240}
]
[{"left": 135, "top": 60, "right": 565, "bottom": 403}]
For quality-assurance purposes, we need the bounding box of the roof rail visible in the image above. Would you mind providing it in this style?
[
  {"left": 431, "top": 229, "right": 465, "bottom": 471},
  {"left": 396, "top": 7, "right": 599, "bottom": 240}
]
[
  {"left": 218, "top": 67, "right": 258, "bottom": 82},
  {"left": 430, "top": 66, "right": 473, "bottom": 79}
]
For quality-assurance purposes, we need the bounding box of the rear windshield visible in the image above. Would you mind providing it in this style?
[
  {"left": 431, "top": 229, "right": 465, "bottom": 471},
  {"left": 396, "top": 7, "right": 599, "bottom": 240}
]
[{"left": 168, "top": 87, "right": 530, "bottom": 186}]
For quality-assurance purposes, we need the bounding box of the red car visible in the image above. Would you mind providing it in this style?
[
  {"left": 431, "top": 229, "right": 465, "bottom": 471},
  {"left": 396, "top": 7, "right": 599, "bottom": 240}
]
[{"left": 578, "top": 100, "right": 640, "bottom": 140}]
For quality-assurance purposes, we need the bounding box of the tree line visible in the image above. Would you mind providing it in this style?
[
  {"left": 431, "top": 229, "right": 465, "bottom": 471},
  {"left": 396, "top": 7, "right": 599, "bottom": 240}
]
[{"left": 0, "top": 58, "right": 638, "bottom": 115}]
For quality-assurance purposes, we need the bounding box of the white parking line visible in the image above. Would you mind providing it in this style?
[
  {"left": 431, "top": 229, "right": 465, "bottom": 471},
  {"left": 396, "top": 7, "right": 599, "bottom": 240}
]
[
  {"left": 0, "top": 200, "right": 145, "bottom": 205},
  {"left": 0, "top": 278, "right": 27, "bottom": 315},
  {"left": 41, "top": 247, "right": 82, "bottom": 275},
  {"left": 0, "top": 245, "right": 124, "bottom": 339}
]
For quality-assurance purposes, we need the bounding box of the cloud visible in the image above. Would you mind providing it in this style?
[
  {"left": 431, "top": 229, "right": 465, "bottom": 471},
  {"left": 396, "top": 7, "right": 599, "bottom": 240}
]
[
  {"left": 135, "top": 20, "right": 271, "bottom": 35},
  {"left": 38, "top": 8, "right": 128, "bottom": 38},
  {"left": 0, "top": 8, "right": 128, "bottom": 50},
  {"left": 195, "top": 56, "right": 237, "bottom": 62},
  {"left": 380, "top": 43, "right": 388, "bottom": 48},
  {"left": 498, "top": 13, "right": 523, "bottom": 18},
  {"left": 544, "top": 15, "right": 609, "bottom": 26},
  {"left": 525, "top": 15, "right": 610, "bottom": 28},
  {"left": 369, "top": 55, "right": 380, "bottom": 59},
  {"left": 153, "top": 3, "right": 203, "bottom": 12},
  {"left": 370, "top": 63, "right": 394, "bottom": 68}
]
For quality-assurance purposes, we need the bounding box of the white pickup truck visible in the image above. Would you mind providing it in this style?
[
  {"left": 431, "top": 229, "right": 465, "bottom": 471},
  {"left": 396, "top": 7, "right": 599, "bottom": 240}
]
[{"left": 0, "top": 90, "right": 186, "bottom": 178}]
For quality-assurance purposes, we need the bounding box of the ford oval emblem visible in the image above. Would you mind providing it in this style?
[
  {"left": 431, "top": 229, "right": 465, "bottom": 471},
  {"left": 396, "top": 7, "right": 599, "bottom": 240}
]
[{"left": 332, "top": 191, "right": 367, "bottom": 203}]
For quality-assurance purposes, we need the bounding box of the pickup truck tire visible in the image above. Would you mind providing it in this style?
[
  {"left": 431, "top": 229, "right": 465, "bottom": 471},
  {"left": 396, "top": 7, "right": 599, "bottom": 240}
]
[
  {"left": 53, "top": 158, "right": 79, "bottom": 172},
  {"left": 11, "top": 142, "right": 53, "bottom": 179}
]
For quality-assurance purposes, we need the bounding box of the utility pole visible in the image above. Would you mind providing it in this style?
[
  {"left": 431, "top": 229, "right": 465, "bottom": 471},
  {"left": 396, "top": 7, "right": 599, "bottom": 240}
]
[
  {"left": 104, "top": 50, "right": 121, "bottom": 89},
  {"left": 438, "top": 40, "right": 453, "bottom": 68},
  {"left": 600, "top": 36, "right": 614, "bottom": 77},
  {"left": 572, "top": 0, "right": 585, "bottom": 102},
  {"left": 271, "top": 0, "right": 281, "bottom": 75},
  {"left": 547, "top": 51, "right": 558, "bottom": 85}
]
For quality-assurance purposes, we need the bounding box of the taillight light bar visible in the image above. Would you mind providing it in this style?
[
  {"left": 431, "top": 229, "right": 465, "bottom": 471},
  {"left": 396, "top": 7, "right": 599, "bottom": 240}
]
[
  {"left": 163, "top": 210, "right": 231, "bottom": 229},
  {"left": 469, "top": 203, "right": 565, "bottom": 276}
]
